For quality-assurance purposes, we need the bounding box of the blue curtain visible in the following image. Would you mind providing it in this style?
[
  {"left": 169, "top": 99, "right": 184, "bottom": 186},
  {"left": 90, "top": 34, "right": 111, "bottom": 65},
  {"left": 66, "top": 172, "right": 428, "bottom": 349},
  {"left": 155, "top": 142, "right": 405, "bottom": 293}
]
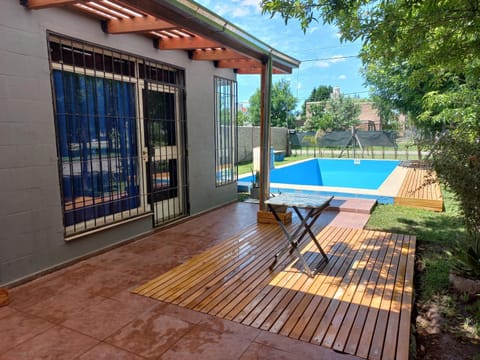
[{"left": 53, "top": 70, "right": 139, "bottom": 226}]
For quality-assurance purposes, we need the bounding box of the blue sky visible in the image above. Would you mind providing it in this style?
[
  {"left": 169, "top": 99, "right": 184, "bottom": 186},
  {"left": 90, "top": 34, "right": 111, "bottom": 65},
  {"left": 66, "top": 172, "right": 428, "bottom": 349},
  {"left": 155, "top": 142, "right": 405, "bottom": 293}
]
[{"left": 196, "top": 0, "right": 370, "bottom": 107}]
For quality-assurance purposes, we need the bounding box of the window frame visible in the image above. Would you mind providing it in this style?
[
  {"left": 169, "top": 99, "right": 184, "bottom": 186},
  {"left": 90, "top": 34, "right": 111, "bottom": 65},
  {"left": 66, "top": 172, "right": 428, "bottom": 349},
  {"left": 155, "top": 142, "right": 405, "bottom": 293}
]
[
  {"left": 48, "top": 33, "right": 187, "bottom": 237},
  {"left": 214, "top": 76, "right": 238, "bottom": 187}
]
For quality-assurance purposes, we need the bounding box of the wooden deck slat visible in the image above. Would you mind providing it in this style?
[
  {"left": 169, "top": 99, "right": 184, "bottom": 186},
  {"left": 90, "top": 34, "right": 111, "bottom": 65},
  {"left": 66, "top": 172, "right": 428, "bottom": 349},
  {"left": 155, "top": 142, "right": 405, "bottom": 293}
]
[
  {"left": 269, "top": 227, "right": 351, "bottom": 335},
  {"left": 160, "top": 226, "right": 279, "bottom": 303},
  {"left": 225, "top": 228, "right": 342, "bottom": 321},
  {"left": 395, "top": 161, "right": 443, "bottom": 211},
  {"left": 332, "top": 232, "right": 390, "bottom": 353},
  {"left": 355, "top": 233, "right": 405, "bottom": 359},
  {"left": 393, "top": 235, "right": 416, "bottom": 360},
  {"left": 133, "top": 223, "right": 416, "bottom": 360},
  {"left": 289, "top": 228, "right": 362, "bottom": 341},
  {"left": 310, "top": 229, "right": 373, "bottom": 345},
  {"left": 368, "top": 234, "right": 409, "bottom": 360},
  {"left": 233, "top": 235, "right": 326, "bottom": 324},
  {"left": 343, "top": 232, "right": 399, "bottom": 355},
  {"left": 253, "top": 232, "right": 343, "bottom": 330},
  {"left": 321, "top": 230, "right": 382, "bottom": 348},
  {"left": 177, "top": 228, "right": 281, "bottom": 307},
  {"left": 298, "top": 229, "right": 366, "bottom": 343}
]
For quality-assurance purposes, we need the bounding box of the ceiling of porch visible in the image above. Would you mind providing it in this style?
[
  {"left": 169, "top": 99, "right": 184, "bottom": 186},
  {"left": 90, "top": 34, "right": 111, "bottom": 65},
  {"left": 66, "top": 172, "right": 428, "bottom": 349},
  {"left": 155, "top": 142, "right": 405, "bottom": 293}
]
[{"left": 23, "top": 0, "right": 300, "bottom": 74}]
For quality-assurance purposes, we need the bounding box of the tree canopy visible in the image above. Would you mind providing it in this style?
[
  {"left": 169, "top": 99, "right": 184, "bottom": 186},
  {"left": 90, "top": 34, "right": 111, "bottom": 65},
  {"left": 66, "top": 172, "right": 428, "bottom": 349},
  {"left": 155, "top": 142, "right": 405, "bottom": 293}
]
[
  {"left": 303, "top": 94, "right": 360, "bottom": 132},
  {"left": 301, "top": 85, "right": 333, "bottom": 118},
  {"left": 248, "top": 79, "right": 298, "bottom": 128}
]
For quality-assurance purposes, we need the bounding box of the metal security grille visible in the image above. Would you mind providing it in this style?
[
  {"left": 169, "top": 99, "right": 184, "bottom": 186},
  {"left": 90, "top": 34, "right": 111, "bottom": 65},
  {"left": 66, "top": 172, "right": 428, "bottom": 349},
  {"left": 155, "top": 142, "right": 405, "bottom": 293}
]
[
  {"left": 214, "top": 77, "right": 238, "bottom": 186},
  {"left": 48, "top": 34, "right": 188, "bottom": 236}
]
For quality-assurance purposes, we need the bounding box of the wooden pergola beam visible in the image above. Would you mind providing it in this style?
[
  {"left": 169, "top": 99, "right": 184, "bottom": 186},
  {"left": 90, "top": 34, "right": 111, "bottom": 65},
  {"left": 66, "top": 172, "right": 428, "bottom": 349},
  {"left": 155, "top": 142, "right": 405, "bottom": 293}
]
[
  {"left": 155, "top": 36, "right": 221, "bottom": 50},
  {"left": 190, "top": 48, "right": 247, "bottom": 61},
  {"left": 105, "top": 16, "right": 176, "bottom": 34},
  {"left": 216, "top": 59, "right": 260, "bottom": 68},
  {"left": 22, "top": 0, "right": 77, "bottom": 9}
]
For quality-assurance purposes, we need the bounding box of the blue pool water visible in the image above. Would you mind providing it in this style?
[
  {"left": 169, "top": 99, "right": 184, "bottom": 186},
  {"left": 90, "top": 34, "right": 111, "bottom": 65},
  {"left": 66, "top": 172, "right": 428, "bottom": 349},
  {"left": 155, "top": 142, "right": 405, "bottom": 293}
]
[
  {"left": 272, "top": 158, "right": 399, "bottom": 189},
  {"left": 239, "top": 158, "right": 400, "bottom": 203}
]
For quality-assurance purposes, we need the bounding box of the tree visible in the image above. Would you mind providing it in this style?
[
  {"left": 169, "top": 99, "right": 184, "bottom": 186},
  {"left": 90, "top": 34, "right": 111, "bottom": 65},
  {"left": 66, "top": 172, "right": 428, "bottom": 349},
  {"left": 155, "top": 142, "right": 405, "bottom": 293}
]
[
  {"left": 324, "top": 95, "right": 361, "bottom": 131},
  {"left": 303, "top": 94, "right": 360, "bottom": 132},
  {"left": 301, "top": 85, "right": 333, "bottom": 118},
  {"left": 237, "top": 110, "right": 250, "bottom": 126},
  {"left": 248, "top": 79, "right": 298, "bottom": 128}
]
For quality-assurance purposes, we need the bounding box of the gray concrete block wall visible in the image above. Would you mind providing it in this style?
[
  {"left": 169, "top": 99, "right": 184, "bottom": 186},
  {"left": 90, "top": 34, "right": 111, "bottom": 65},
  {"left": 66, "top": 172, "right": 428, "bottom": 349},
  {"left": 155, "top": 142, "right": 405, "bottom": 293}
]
[
  {"left": 0, "top": 1, "right": 239, "bottom": 285},
  {"left": 238, "top": 126, "right": 289, "bottom": 162}
]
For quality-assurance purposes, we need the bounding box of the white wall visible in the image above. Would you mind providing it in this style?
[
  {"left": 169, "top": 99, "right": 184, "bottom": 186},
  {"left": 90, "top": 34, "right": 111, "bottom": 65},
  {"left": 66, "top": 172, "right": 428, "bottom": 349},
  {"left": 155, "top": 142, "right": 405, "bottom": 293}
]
[{"left": 0, "top": 1, "right": 237, "bottom": 285}]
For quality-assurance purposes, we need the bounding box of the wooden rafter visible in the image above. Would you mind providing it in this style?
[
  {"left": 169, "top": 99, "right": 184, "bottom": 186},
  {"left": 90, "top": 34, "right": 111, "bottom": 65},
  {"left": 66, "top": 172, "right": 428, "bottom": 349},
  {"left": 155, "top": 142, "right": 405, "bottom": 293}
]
[
  {"left": 155, "top": 36, "right": 221, "bottom": 50},
  {"left": 22, "top": 0, "right": 77, "bottom": 9},
  {"left": 216, "top": 59, "right": 260, "bottom": 69},
  {"left": 190, "top": 48, "right": 247, "bottom": 61},
  {"left": 105, "top": 16, "right": 177, "bottom": 34}
]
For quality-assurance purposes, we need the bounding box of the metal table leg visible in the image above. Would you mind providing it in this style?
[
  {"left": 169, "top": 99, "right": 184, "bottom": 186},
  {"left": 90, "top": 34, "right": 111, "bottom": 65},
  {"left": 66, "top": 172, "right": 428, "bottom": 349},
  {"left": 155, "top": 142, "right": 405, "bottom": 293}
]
[{"left": 268, "top": 204, "right": 318, "bottom": 277}]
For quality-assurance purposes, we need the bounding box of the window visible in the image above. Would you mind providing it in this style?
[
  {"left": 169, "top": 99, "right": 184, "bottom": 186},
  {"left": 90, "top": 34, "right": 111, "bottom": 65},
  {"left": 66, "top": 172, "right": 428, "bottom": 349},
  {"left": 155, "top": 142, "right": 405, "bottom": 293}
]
[
  {"left": 214, "top": 77, "right": 238, "bottom": 186},
  {"left": 49, "top": 35, "right": 187, "bottom": 236}
]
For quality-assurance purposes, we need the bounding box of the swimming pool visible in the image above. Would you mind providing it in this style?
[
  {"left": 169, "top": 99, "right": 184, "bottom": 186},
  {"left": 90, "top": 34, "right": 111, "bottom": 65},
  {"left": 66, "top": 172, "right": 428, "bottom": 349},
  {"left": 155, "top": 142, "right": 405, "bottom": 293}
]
[{"left": 238, "top": 158, "right": 402, "bottom": 204}]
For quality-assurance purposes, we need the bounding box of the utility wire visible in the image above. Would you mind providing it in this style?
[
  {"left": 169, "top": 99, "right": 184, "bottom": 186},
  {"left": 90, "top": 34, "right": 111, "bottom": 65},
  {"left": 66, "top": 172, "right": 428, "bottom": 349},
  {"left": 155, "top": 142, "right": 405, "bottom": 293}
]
[{"left": 300, "top": 55, "right": 359, "bottom": 62}]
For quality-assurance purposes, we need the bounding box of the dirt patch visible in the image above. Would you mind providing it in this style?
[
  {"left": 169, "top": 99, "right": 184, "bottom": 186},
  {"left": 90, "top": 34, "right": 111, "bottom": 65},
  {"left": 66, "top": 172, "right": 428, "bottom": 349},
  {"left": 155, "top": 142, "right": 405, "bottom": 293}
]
[
  {"left": 417, "top": 332, "right": 479, "bottom": 360},
  {"left": 415, "top": 294, "right": 480, "bottom": 359}
]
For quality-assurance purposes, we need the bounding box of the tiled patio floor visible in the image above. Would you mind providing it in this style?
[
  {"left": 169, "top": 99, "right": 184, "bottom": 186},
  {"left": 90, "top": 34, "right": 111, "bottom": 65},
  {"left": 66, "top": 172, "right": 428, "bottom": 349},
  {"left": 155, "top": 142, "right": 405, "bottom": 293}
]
[{"left": 1, "top": 201, "right": 371, "bottom": 359}]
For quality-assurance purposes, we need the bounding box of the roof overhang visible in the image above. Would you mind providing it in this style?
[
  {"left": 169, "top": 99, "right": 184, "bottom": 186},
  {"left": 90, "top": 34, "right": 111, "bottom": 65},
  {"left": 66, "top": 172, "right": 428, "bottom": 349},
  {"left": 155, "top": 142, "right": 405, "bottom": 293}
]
[{"left": 22, "top": 0, "right": 300, "bottom": 74}]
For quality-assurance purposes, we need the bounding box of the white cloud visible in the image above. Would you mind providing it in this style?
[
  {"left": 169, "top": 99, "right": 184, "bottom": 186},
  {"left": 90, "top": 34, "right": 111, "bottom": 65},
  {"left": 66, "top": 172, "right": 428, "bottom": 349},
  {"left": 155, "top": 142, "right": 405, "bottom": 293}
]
[
  {"left": 338, "top": 74, "right": 347, "bottom": 80},
  {"left": 314, "top": 61, "right": 331, "bottom": 68},
  {"left": 213, "top": 0, "right": 261, "bottom": 18}
]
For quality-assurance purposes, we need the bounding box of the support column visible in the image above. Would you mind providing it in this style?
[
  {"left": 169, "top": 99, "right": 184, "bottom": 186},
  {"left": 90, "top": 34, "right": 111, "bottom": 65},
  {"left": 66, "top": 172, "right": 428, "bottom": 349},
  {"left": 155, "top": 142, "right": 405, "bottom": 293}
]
[{"left": 259, "top": 54, "right": 272, "bottom": 211}]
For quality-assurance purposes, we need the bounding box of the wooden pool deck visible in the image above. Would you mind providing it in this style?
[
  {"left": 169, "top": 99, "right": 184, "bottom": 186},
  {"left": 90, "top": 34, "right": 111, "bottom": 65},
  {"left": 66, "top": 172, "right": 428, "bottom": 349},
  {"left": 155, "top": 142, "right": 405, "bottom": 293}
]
[
  {"left": 394, "top": 161, "right": 444, "bottom": 212},
  {"left": 135, "top": 218, "right": 416, "bottom": 360}
]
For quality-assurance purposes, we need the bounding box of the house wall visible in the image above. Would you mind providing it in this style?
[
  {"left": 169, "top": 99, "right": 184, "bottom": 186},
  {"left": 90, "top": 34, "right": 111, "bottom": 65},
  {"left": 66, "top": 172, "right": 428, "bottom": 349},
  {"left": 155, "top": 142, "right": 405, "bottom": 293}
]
[{"left": 0, "top": 1, "right": 238, "bottom": 285}]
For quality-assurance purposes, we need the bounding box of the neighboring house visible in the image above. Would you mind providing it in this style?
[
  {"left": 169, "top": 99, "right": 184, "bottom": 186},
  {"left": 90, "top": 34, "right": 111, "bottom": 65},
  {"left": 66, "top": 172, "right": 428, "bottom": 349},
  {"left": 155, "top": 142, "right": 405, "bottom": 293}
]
[
  {"left": 0, "top": 0, "right": 299, "bottom": 285},
  {"left": 357, "top": 102, "right": 382, "bottom": 131}
]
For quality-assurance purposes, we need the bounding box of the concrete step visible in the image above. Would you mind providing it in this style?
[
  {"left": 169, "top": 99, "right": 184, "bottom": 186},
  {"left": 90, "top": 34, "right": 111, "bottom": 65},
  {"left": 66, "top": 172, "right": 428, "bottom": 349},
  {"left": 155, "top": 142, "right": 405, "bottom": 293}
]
[{"left": 327, "top": 197, "right": 377, "bottom": 214}]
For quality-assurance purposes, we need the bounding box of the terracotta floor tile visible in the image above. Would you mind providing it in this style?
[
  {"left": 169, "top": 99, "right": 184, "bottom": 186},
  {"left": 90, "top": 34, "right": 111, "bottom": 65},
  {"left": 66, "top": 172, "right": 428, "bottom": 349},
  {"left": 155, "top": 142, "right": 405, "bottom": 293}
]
[
  {"left": 78, "top": 342, "right": 143, "bottom": 360},
  {"left": 0, "top": 306, "right": 15, "bottom": 320},
  {"left": 197, "top": 315, "right": 260, "bottom": 342},
  {"left": 61, "top": 298, "right": 139, "bottom": 340},
  {"left": 159, "top": 323, "right": 253, "bottom": 360},
  {"left": 0, "top": 311, "right": 54, "bottom": 354},
  {"left": 110, "top": 290, "right": 161, "bottom": 312},
  {"left": 69, "top": 266, "right": 139, "bottom": 298},
  {"left": 106, "top": 306, "right": 194, "bottom": 359},
  {"left": 8, "top": 273, "right": 74, "bottom": 311},
  {"left": 25, "top": 286, "right": 104, "bottom": 324},
  {"left": 239, "top": 342, "right": 297, "bottom": 360},
  {"left": 328, "top": 212, "right": 370, "bottom": 229},
  {"left": 0, "top": 326, "right": 98, "bottom": 360},
  {"left": 153, "top": 302, "right": 210, "bottom": 325}
]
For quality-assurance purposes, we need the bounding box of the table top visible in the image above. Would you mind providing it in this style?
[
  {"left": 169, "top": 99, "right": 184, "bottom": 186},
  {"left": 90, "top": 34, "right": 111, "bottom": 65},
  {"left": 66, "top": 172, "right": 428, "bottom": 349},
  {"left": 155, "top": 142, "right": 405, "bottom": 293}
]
[{"left": 264, "top": 193, "right": 333, "bottom": 209}]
